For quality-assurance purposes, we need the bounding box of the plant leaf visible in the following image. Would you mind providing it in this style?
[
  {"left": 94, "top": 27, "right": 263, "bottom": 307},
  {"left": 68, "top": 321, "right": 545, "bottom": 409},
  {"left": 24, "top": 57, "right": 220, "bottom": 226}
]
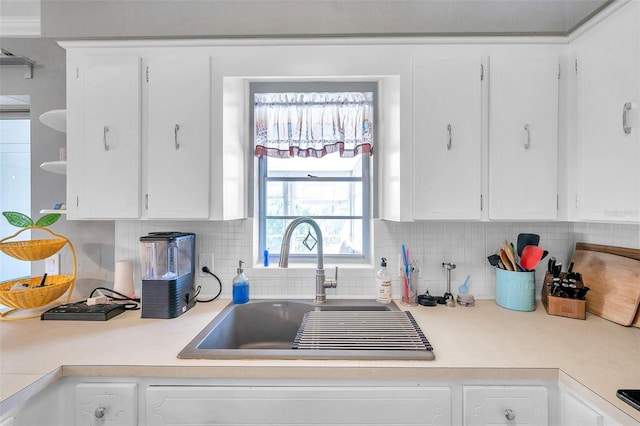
[
  {"left": 2, "top": 211, "right": 34, "bottom": 228},
  {"left": 35, "top": 213, "right": 61, "bottom": 227}
]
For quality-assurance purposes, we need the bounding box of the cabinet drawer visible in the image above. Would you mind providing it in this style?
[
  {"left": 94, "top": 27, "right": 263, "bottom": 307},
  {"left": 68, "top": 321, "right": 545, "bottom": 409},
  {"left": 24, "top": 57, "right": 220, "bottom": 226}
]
[
  {"left": 76, "top": 383, "right": 138, "bottom": 426},
  {"left": 146, "top": 385, "right": 451, "bottom": 425},
  {"left": 463, "top": 386, "right": 548, "bottom": 426}
]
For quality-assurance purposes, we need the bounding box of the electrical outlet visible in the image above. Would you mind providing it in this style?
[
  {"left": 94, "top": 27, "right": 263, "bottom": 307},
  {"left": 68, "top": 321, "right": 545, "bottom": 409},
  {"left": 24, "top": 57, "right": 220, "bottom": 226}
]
[
  {"left": 45, "top": 254, "right": 60, "bottom": 274},
  {"left": 198, "top": 253, "right": 214, "bottom": 277}
]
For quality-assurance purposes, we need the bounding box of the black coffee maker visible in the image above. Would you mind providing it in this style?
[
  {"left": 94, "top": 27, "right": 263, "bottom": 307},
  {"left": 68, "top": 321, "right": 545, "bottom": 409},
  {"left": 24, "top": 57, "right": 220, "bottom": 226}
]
[{"left": 139, "top": 232, "right": 196, "bottom": 318}]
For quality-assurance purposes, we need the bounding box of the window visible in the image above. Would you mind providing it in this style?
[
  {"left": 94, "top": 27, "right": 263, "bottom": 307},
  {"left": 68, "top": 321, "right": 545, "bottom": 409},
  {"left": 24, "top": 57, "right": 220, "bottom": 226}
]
[
  {"left": 0, "top": 96, "right": 31, "bottom": 281},
  {"left": 252, "top": 83, "right": 375, "bottom": 264}
]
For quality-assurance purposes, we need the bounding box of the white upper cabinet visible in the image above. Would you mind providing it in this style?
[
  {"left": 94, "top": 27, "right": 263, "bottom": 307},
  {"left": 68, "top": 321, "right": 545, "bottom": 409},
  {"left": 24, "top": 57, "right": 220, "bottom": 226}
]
[
  {"left": 146, "top": 55, "right": 211, "bottom": 219},
  {"left": 413, "top": 56, "right": 483, "bottom": 220},
  {"left": 64, "top": 47, "right": 235, "bottom": 221},
  {"left": 67, "top": 55, "right": 142, "bottom": 219},
  {"left": 572, "top": 1, "right": 640, "bottom": 223},
  {"left": 488, "top": 55, "right": 559, "bottom": 220}
]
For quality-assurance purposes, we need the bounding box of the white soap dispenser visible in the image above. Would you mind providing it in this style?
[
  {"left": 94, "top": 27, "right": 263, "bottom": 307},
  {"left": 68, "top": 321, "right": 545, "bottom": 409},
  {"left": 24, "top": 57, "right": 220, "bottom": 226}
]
[
  {"left": 376, "top": 257, "right": 392, "bottom": 304},
  {"left": 232, "top": 260, "right": 250, "bottom": 304}
]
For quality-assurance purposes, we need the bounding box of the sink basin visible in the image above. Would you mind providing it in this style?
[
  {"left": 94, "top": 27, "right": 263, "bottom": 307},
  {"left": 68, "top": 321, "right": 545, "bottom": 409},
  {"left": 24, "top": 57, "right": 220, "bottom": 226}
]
[{"left": 178, "top": 299, "right": 434, "bottom": 360}]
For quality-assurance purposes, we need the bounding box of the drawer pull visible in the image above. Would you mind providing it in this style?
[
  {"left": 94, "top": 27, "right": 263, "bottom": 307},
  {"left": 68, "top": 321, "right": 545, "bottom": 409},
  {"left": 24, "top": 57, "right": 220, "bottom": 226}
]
[
  {"left": 94, "top": 406, "right": 106, "bottom": 419},
  {"left": 103, "top": 125, "right": 110, "bottom": 151},
  {"left": 623, "top": 102, "right": 633, "bottom": 135},
  {"left": 523, "top": 124, "right": 530, "bottom": 150},
  {"left": 504, "top": 408, "right": 515, "bottom": 420}
]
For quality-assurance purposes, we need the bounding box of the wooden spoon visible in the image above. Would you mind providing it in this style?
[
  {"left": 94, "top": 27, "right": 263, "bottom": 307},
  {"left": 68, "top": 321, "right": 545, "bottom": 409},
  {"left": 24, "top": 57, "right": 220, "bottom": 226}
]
[
  {"left": 499, "top": 249, "right": 514, "bottom": 271},
  {"left": 503, "top": 240, "right": 517, "bottom": 271}
]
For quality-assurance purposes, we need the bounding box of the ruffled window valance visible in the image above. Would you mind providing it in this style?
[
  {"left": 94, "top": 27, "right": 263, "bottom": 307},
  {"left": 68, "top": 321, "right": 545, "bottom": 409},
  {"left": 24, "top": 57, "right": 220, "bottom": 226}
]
[{"left": 254, "top": 92, "right": 373, "bottom": 158}]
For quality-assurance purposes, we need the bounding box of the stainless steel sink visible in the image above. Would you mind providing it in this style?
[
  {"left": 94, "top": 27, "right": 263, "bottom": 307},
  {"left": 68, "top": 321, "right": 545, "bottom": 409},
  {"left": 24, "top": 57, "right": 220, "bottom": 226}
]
[{"left": 178, "top": 299, "right": 434, "bottom": 360}]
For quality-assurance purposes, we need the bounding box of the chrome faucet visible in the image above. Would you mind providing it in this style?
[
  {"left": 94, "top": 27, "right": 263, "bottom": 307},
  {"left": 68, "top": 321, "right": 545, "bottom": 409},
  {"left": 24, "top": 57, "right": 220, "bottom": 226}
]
[{"left": 279, "top": 217, "right": 338, "bottom": 304}]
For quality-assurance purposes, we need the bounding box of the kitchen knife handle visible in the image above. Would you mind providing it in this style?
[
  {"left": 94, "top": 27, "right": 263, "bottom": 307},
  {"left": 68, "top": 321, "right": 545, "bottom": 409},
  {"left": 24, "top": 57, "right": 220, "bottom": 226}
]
[
  {"left": 103, "top": 125, "right": 110, "bottom": 151},
  {"left": 524, "top": 124, "right": 530, "bottom": 150},
  {"left": 174, "top": 124, "right": 180, "bottom": 150},
  {"left": 446, "top": 124, "right": 452, "bottom": 150}
]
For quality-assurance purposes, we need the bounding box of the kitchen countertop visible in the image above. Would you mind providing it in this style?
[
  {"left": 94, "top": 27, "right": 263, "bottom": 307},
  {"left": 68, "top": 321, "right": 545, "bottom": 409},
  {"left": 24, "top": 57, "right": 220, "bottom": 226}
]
[{"left": 1, "top": 299, "right": 639, "bottom": 422}]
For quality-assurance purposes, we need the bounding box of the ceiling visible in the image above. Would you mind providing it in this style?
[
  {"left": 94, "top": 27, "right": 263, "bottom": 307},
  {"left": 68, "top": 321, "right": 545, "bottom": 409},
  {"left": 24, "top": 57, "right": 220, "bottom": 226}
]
[{"left": 0, "top": 0, "right": 616, "bottom": 38}]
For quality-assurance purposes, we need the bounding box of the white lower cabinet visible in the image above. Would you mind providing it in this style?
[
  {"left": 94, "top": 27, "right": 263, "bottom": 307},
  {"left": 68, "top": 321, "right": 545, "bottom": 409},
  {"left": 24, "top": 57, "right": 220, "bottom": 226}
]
[
  {"left": 146, "top": 385, "right": 451, "bottom": 425},
  {"left": 3, "top": 378, "right": 634, "bottom": 425},
  {"left": 463, "top": 386, "right": 548, "bottom": 426},
  {"left": 561, "top": 391, "right": 604, "bottom": 426}
]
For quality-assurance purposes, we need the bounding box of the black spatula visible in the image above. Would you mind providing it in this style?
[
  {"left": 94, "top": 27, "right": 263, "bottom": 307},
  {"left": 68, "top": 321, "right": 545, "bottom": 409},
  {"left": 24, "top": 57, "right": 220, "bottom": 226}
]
[{"left": 517, "top": 233, "right": 540, "bottom": 257}]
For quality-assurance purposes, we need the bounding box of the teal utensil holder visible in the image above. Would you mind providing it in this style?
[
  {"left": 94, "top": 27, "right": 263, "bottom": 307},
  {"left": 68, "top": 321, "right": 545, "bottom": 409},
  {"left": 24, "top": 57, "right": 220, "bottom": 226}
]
[{"left": 495, "top": 268, "right": 536, "bottom": 312}]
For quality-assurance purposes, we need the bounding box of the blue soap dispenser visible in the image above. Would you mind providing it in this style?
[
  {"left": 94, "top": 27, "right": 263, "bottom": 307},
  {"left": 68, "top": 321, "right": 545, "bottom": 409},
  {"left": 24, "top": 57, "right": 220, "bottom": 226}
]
[{"left": 232, "top": 260, "right": 250, "bottom": 304}]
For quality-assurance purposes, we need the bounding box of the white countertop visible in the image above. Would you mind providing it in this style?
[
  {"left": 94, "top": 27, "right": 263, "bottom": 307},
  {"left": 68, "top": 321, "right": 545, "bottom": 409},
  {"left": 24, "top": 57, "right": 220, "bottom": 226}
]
[{"left": 1, "top": 299, "right": 639, "bottom": 422}]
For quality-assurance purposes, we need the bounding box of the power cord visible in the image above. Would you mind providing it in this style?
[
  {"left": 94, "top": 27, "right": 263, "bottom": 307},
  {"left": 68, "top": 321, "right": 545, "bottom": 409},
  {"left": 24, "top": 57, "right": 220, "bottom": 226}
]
[
  {"left": 197, "top": 266, "right": 222, "bottom": 303},
  {"left": 88, "top": 287, "right": 140, "bottom": 310}
]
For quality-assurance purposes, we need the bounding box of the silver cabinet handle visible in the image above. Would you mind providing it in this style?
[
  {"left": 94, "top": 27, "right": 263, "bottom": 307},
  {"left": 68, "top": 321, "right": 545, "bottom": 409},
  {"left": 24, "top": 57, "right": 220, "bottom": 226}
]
[
  {"left": 174, "top": 124, "right": 180, "bottom": 150},
  {"left": 447, "top": 124, "right": 452, "bottom": 150},
  {"left": 504, "top": 409, "right": 515, "bottom": 420},
  {"left": 623, "top": 102, "right": 632, "bottom": 135},
  {"left": 103, "top": 125, "right": 110, "bottom": 151},
  {"left": 524, "top": 124, "right": 530, "bottom": 150}
]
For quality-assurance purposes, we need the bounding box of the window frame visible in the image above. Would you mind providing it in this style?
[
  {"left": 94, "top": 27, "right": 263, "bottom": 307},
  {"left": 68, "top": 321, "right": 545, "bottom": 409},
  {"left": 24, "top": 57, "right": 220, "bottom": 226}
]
[{"left": 252, "top": 82, "right": 375, "bottom": 265}]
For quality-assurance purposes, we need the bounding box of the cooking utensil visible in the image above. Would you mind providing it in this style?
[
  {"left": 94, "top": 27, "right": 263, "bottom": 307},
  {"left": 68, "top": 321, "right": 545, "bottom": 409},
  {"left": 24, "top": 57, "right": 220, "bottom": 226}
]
[
  {"left": 487, "top": 254, "right": 501, "bottom": 267},
  {"left": 517, "top": 233, "right": 540, "bottom": 257},
  {"left": 503, "top": 240, "right": 517, "bottom": 271},
  {"left": 459, "top": 275, "right": 470, "bottom": 294},
  {"left": 499, "top": 249, "right": 514, "bottom": 271},
  {"left": 520, "top": 245, "right": 544, "bottom": 270}
]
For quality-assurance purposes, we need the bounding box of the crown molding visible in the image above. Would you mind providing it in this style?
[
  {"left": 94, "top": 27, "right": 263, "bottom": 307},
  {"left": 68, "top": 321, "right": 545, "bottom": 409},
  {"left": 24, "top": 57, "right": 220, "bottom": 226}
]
[{"left": 0, "top": 16, "right": 40, "bottom": 37}]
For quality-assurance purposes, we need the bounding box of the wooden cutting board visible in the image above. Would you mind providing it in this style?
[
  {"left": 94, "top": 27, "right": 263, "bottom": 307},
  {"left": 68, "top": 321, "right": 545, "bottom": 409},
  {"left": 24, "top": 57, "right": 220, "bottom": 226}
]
[{"left": 571, "top": 243, "right": 640, "bottom": 327}]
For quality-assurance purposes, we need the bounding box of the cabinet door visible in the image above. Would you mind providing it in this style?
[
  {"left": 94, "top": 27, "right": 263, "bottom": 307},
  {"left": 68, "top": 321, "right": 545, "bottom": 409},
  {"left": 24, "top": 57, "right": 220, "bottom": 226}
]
[
  {"left": 413, "top": 56, "right": 482, "bottom": 220},
  {"left": 146, "top": 385, "right": 451, "bottom": 425},
  {"left": 71, "top": 56, "right": 142, "bottom": 219},
  {"left": 488, "top": 56, "right": 559, "bottom": 220},
  {"left": 463, "top": 386, "right": 548, "bottom": 426},
  {"left": 574, "top": 3, "right": 640, "bottom": 222},
  {"left": 560, "top": 392, "right": 603, "bottom": 426},
  {"left": 146, "top": 55, "right": 211, "bottom": 219}
]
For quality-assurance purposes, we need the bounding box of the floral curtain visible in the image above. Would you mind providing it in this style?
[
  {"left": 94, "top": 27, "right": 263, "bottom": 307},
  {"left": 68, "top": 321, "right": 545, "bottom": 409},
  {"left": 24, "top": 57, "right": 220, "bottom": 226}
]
[{"left": 254, "top": 92, "right": 373, "bottom": 158}]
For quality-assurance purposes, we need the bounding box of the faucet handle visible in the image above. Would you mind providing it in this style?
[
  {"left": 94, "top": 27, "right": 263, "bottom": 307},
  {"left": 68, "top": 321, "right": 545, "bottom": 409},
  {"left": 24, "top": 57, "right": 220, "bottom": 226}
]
[{"left": 324, "top": 266, "right": 338, "bottom": 289}]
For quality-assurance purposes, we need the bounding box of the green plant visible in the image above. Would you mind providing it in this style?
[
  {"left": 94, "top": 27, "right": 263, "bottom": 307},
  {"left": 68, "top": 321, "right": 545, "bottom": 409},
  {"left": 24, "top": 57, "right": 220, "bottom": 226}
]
[{"left": 2, "top": 211, "right": 60, "bottom": 228}]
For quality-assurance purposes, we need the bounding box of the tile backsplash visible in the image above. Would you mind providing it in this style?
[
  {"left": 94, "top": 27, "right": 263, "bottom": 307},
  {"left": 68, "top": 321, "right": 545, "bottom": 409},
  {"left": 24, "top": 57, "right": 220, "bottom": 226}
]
[{"left": 115, "top": 220, "right": 639, "bottom": 301}]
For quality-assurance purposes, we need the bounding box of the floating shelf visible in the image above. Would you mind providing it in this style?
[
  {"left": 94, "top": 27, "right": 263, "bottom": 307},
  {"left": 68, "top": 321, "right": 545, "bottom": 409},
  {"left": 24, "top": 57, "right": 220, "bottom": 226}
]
[
  {"left": 40, "top": 161, "right": 67, "bottom": 175},
  {"left": 39, "top": 109, "right": 66, "bottom": 133}
]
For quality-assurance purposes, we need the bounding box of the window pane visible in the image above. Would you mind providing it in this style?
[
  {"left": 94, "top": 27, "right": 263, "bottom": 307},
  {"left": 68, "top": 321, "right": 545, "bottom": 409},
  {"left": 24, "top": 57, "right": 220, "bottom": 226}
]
[
  {"left": 266, "top": 181, "right": 363, "bottom": 216},
  {"left": 267, "top": 152, "right": 363, "bottom": 178},
  {"left": 265, "top": 218, "right": 363, "bottom": 256}
]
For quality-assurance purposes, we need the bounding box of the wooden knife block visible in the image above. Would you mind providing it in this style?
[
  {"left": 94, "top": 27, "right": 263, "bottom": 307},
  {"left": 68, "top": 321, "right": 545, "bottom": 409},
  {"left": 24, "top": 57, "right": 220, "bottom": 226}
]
[{"left": 541, "top": 272, "right": 586, "bottom": 320}]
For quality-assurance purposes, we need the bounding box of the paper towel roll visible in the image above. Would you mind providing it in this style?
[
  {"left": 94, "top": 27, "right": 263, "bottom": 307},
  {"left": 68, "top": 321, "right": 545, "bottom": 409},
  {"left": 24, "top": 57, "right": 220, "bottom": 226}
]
[{"left": 114, "top": 259, "right": 135, "bottom": 298}]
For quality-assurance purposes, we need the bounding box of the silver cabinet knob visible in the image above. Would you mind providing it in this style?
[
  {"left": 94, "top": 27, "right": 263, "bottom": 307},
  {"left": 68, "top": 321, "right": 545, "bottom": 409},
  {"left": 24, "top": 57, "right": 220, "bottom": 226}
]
[
  {"left": 94, "top": 406, "right": 106, "bottom": 419},
  {"left": 505, "top": 408, "right": 515, "bottom": 420}
]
